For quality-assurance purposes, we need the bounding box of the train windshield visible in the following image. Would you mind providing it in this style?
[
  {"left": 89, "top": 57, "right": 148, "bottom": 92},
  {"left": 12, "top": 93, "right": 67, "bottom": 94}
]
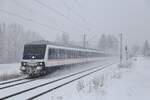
[{"left": 23, "top": 45, "right": 46, "bottom": 59}]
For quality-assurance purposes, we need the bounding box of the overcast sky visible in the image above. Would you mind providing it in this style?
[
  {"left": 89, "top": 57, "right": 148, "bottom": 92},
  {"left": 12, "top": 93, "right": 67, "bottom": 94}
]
[{"left": 0, "top": 0, "right": 150, "bottom": 47}]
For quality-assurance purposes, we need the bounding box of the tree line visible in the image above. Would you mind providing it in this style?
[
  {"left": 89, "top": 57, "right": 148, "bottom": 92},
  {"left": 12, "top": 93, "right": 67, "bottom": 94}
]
[
  {"left": 0, "top": 22, "right": 43, "bottom": 63},
  {"left": 56, "top": 33, "right": 150, "bottom": 57},
  {"left": 1, "top": 22, "right": 148, "bottom": 63},
  {"left": 56, "top": 33, "right": 119, "bottom": 54},
  {"left": 131, "top": 40, "right": 150, "bottom": 57}
]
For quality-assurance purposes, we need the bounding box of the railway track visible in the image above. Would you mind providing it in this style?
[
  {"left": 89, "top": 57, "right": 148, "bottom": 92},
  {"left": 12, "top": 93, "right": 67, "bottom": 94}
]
[
  {"left": 0, "top": 78, "right": 26, "bottom": 85},
  {"left": 0, "top": 79, "right": 35, "bottom": 90},
  {"left": 0, "top": 76, "right": 44, "bottom": 90},
  {"left": 28, "top": 63, "right": 115, "bottom": 100},
  {"left": 0, "top": 62, "right": 116, "bottom": 100}
]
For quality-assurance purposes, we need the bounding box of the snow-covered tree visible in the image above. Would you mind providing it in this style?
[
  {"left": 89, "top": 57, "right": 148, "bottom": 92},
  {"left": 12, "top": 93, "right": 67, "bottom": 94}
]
[{"left": 98, "top": 34, "right": 119, "bottom": 53}]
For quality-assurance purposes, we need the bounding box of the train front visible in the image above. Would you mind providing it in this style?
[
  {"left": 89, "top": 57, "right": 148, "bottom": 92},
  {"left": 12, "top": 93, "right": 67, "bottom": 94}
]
[{"left": 20, "top": 44, "right": 47, "bottom": 76}]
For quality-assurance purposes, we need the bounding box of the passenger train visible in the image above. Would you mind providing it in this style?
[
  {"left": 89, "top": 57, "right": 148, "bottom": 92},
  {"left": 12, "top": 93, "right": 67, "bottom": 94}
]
[{"left": 20, "top": 40, "right": 108, "bottom": 77}]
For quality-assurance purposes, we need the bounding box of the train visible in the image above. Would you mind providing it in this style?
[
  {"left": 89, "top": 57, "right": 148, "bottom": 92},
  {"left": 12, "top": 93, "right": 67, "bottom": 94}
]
[{"left": 20, "top": 40, "right": 108, "bottom": 77}]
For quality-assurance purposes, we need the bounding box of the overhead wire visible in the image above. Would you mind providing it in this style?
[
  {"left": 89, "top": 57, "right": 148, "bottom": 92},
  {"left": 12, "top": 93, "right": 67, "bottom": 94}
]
[
  {"left": 0, "top": 9, "right": 66, "bottom": 33},
  {"left": 71, "top": 0, "right": 101, "bottom": 42},
  {"left": 14, "top": 0, "right": 85, "bottom": 35},
  {"left": 72, "top": 0, "right": 82, "bottom": 8},
  {"left": 0, "top": 0, "right": 100, "bottom": 46},
  {"left": 13, "top": 0, "right": 33, "bottom": 13},
  {"left": 12, "top": 0, "right": 65, "bottom": 32},
  {"left": 62, "top": 0, "right": 101, "bottom": 45},
  {"left": 72, "top": 0, "right": 100, "bottom": 29},
  {"left": 12, "top": 0, "right": 97, "bottom": 37},
  {"left": 33, "top": 0, "right": 87, "bottom": 33},
  {"left": 62, "top": 0, "right": 91, "bottom": 31}
]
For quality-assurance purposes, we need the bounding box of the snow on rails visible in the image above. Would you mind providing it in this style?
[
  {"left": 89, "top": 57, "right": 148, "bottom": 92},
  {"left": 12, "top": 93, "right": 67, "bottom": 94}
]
[{"left": 0, "top": 62, "right": 116, "bottom": 100}]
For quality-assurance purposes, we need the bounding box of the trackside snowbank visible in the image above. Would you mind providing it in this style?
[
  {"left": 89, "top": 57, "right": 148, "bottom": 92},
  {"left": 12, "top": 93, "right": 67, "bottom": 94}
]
[{"left": 39, "top": 57, "right": 150, "bottom": 100}]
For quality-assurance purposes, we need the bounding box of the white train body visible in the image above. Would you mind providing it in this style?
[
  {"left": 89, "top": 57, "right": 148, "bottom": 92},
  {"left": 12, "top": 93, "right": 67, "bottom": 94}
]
[{"left": 20, "top": 40, "right": 107, "bottom": 76}]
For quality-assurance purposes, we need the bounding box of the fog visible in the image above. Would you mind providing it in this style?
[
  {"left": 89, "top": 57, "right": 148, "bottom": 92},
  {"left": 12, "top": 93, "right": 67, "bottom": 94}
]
[{"left": 0, "top": 0, "right": 150, "bottom": 46}]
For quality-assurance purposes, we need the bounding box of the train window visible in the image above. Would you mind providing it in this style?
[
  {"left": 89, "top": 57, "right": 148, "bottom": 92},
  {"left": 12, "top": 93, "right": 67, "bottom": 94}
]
[
  {"left": 66, "top": 50, "right": 70, "bottom": 58},
  {"left": 48, "top": 47, "right": 105, "bottom": 59},
  {"left": 48, "top": 48, "right": 69, "bottom": 59},
  {"left": 23, "top": 45, "right": 46, "bottom": 59},
  {"left": 59, "top": 49, "right": 63, "bottom": 59},
  {"left": 48, "top": 49, "right": 52, "bottom": 59},
  {"left": 72, "top": 50, "right": 75, "bottom": 58},
  {"left": 48, "top": 48, "right": 57, "bottom": 59},
  {"left": 59, "top": 49, "right": 66, "bottom": 59}
]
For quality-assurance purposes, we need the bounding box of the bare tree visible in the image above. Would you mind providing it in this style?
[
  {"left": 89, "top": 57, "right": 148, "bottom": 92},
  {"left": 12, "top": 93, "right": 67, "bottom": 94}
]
[{"left": 0, "top": 22, "right": 43, "bottom": 63}]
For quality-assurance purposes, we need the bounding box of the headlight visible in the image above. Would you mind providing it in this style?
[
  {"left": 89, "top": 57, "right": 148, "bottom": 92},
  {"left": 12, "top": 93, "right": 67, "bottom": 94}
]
[
  {"left": 38, "top": 62, "right": 45, "bottom": 66},
  {"left": 36, "top": 66, "right": 42, "bottom": 70},
  {"left": 21, "top": 62, "right": 27, "bottom": 66},
  {"left": 39, "top": 62, "right": 43, "bottom": 65}
]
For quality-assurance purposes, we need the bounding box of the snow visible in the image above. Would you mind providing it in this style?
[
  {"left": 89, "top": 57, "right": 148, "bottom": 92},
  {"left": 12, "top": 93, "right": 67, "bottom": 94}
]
[
  {"left": 105, "top": 57, "right": 150, "bottom": 100},
  {"left": 0, "top": 57, "right": 117, "bottom": 100},
  {"left": 0, "top": 63, "right": 20, "bottom": 77},
  {"left": 1, "top": 57, "right": 150, "bottom": 100},
  {"left": 35, "top": 57, "right": 150, "bottom": 100}
]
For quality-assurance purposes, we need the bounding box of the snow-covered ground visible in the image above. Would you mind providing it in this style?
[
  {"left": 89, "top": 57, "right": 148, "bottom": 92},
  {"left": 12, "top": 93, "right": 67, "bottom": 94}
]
[
  {"left": 0, "top": 57, "right": 115, "bottom": 82},
  {"left": 38, "top": 57, "right": 150, "bottom": 100},
  {"left": 0, "top": 63, "right": 20, "bottom": 75},
  {"left": 0, "top": 63, "right": 21, "bottom": 81},
  {"left": 2, "top": 57, "right": 150, "bottom": 100},
  {"left": 0, "top": 58, "right": 117, "bottom": 100}
]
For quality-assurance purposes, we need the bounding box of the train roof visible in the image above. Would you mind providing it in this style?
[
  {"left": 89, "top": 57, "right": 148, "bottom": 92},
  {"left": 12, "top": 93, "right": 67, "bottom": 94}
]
[{"left": 26, "top": 40, "right": 105, "bottom": 53}]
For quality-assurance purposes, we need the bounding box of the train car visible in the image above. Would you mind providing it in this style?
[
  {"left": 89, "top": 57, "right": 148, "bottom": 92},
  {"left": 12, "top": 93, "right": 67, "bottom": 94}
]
[{"left": 20, "top": 40, "right": 107, "bottom": 77}]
